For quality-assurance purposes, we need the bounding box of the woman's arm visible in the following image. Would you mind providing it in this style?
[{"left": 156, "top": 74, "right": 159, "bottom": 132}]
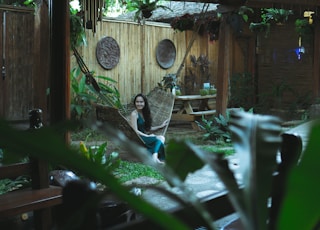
[
  {"left": 150, "top": 119, "right": 169, "bottom": 131},
  {"left": 130, "top": 110, "right": 153, "bottom": 137}
]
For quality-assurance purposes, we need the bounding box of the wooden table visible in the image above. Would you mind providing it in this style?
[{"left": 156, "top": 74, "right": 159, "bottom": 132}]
[{"left": 171, "top": 94, "right": 216, "bottom": 129}]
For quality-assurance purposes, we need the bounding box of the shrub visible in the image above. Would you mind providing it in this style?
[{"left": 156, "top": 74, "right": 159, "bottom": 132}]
[{"left": 195, "top": 112, "right": 231, "bottom": 143}]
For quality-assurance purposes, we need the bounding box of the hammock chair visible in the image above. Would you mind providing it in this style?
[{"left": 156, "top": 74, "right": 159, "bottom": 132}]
[
  {"left": 72, "top": 47, "right": 175, "bottom": 146},
  {"left": 95, "top": 87, "right": 175, "bottom": 147}
]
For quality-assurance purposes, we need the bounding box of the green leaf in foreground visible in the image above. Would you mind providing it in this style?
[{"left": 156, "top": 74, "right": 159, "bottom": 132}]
[
  {"left": 165, "top": 139, "right": 204, "bottom": 181},
  {"left": 278, "top": 121, "right": 320, "bottom": 229}
]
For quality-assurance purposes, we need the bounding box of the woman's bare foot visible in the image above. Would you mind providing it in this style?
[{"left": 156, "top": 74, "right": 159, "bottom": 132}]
[{"left": 152, "top": 153, "right": 165, "bottom": 164}]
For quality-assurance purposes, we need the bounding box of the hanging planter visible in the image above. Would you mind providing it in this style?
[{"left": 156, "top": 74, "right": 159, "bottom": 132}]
[
  {"left": 170, "top": 13, "right": 195, "bottom": 32},
  {"left": 197, "top": 16, "right": 220, "bottom": 41},
  {"left": 207, "top": 19, "right": 220, "bottom": 41},
  {"left": 249, "top": 8, "right": 292, "bottom": 38},
  {"left": 262, "top": 8, "right": 293, "bottom": 25}
]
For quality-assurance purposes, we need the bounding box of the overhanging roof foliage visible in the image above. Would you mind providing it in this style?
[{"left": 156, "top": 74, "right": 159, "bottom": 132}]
[
  {"left": 115, "top": 2, "right": 218, "bottom": 22},
  {"left": 169, "top": 0, "right": 320, "bottom": 6}
]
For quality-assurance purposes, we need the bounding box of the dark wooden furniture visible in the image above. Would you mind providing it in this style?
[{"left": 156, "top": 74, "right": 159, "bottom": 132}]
[{"left": 0, "top": 159, "right": 63, "bottom": 230}]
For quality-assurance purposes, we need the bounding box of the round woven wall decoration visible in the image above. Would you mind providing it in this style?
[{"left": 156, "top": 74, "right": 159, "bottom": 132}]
[
  {"left": 96, "top": 36, "right": 120, "bottom": 70},
  {"left": 156, "top": 39, "right": 176, "bottom": 69}
]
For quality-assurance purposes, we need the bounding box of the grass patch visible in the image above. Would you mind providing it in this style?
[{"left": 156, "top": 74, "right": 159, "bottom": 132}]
[
  {"left": 71, "top": 128, "right": 106, "bottom": 142},
  {"left": 112, "top": 160, "right": 164, "bottom": 183},
  {"left": 201, "top": 145, "right": 235, "bottom": 156}
]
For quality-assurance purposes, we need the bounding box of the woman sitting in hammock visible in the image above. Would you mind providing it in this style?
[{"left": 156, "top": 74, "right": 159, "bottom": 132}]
[{"left": 130, "top": 93, "right": 169, "bottom": 164}]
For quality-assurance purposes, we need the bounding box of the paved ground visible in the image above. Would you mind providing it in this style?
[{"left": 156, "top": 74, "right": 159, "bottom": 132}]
[{"left": 123, "top": 153, "right": 241, "bottom": 229}]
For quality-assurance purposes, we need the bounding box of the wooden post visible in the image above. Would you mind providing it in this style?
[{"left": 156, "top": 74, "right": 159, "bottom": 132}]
[
  {"left": 34, "top": 2, "right": 50, "bottom": 124},
  {"left": 50, "top": 0, "right": 70, "bottom": 141},
  {"left": 216, "top": 14, "right": 231, "bottom": 116}
]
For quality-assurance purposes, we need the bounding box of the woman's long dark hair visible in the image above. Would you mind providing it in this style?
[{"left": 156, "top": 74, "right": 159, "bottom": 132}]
[{"left": 134, "top": 93, "right": 152, "bottom": 131}]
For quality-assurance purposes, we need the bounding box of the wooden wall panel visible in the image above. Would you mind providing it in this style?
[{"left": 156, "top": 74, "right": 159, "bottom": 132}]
[
  {"left": 75, "top": 19, "right": 219, "bottom": 104},
  {"left": 0, "top": 10, "right": 34, "bottom": 120},
  {"left": 257, "top": 22, "right": 314, "bottom": 110}
]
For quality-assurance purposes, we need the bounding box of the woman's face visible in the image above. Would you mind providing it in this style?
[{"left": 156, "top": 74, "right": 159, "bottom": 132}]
[{"left": 135, "top": 96, "right": 145, "bottom": 110}]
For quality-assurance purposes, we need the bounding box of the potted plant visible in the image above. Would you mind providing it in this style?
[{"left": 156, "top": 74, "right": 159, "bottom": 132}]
[
  {"left": 199, "top": 89, "right": 209, "bottom": 96},
  {"left": 183, "top": 54, "right": 212, "bottom": 95},
  {"left": 262, "top": 8, "right": 293, "bottom": 25},
  {"left": 158, "top": 73, "right": 179, "bottom": 92},
  {"left": 249, "top": 9, "right": 271, "bottom": 37},
  {"left": 208, "top": 86, "right": 216, "bottom": 95},
  {"left": 125, "top": 0, "right": 172, "bottom": 21},
  {"left": 249, "top": 8, "right": 292, "bottom": 37}
]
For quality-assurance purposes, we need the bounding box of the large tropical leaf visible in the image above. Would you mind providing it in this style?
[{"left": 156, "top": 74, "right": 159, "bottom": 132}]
[{"left": 226, "top": 111, "right": 282, "bottom": 230}]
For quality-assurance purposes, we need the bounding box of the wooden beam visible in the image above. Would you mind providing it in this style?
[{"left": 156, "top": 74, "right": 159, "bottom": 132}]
[{"left": 247, "top": 0, "right": 320, "bottom": 7}]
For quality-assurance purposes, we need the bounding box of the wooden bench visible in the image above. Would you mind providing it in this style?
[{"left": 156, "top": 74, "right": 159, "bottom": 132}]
[
  {"left": 172, "top": 110, "right": 216, "bottom": 121},
  {"left": 190, "top": 110, "right": 216, "bottom": 117},
  {"left": 171, "top": 110, "right": 216, "bottom": 130},
  {"left": 0, "top": 159, "right": 63, "bottom": 230}
]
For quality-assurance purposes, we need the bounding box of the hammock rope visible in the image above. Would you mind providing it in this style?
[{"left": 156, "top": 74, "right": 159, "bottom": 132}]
[
  {"left": 72, "top": 47, "right": 120, "bottom": 108},
  {"left": 73, "top": 47, "right": 101, "bottom": 92}
]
